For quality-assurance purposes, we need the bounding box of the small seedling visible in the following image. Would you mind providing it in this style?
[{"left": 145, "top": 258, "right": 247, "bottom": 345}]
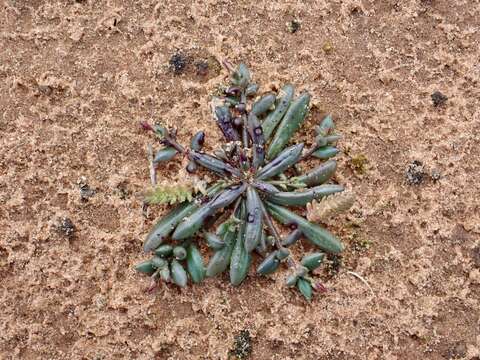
[{"left": 135, "top": 62, "right": 355, "bottom": 301}]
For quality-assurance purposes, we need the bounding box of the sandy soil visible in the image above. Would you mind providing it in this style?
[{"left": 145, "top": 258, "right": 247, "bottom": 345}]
[{"left": 1, "top": 0, "right": 479, "bottom": 359}]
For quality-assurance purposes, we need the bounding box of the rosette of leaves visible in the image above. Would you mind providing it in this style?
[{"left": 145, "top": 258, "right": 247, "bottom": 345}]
[{"left": 135, "top": 62, "right": 353, "bottom": 300}]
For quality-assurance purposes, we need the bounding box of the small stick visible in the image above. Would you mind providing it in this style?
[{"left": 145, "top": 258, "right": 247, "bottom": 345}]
[
  {"left": 222, "top": 59, "right": 235, "bottom": 73},
  {"left": 259, "top": 201, "right": 299, "bottom": 268},
  {"left": 240, "top": 92, "right": 249, "bottom": 147},
  {"left": 242, "top": 115, "right": 249, "bottom": 148},
  {"left": 259, "top": 201, "right": 282, "bottom": 248},
  {"left": 147, "top": 269, "right": 161, "bottom": 293},
  {"left": 240, "top": 91, "right": 252, "bottom": 170},
  {"left": 346, "top": 271, "right": 375, "bottom": 297},
  {"left": 147, "top": 277, "right": 158, "bottom": 293},
  {"left": 231, "top": 196, "right": 243, "bottom": 218},
  {"left": 147, "top": 144, "right": 156, "bottom": 186},
  {"left": 162, "top": 133, "right": 186, "bottom": 154}
]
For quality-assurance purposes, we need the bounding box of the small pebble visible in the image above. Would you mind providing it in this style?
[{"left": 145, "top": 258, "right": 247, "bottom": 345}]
[
  {"left": 431, "top": 169, "right": 441, "bottom": 182},
  {"left": 38, "top": 85, "right": 52, "bottom": 96},
  {"left": 323, "top": 41, "right": 334, "bottom": 53},
  {"left": 78, "top": 176, "right": 95, "bottom": 201}
]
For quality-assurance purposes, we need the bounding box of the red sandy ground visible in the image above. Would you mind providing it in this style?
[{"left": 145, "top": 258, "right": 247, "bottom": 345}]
[{"left": 0, "top": 1, "right": 479, "bottom": 359}]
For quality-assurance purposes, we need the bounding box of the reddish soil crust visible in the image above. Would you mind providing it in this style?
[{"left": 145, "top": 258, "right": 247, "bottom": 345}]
[{"left": 1, "top": 0, "right": 479, "bottom": 359}]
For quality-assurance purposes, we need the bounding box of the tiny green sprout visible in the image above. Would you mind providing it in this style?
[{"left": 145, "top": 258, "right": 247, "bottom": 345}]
[{"left": 135, "top": 62, "right": 356, "bottom": 301}]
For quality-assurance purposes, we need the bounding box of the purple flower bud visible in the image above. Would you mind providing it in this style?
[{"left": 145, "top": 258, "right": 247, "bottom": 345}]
[
  {"left": 197, "top": 133, "right": 205, "bottom": 146},
  {"left": 225, "top": 86, "right": 241, "bottom": 96},
  {"left": 186, "top": 161, "right": 197, "bottom": 173},
  {"left": 140, "top": 121, "right": 154, "bottom": 132},
  {"left": 289, "top": 222, "right": 298, "bottom": 230},
  {"left": 235, "top": 103, "right": 246, "bottom": 114},
  {"left": 233, "top": 117, "right": 243, "bottom": 127}
]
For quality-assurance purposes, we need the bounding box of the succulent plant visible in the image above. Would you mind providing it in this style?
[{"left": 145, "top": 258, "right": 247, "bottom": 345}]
[{"left": 135, "top": 62, "right": 354, "bottom": 300}]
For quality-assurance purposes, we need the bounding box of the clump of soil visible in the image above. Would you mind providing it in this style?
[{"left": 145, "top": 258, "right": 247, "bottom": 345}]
[
  {"left": 472, "top": 246, "right": 480, "bottom": 268},
  {"left": 431, "top": 91, "right": 448, "bottom": 107},
  {"left": 229, "top": 330, "right": 252, "bottom": 360},
  {"left": 405, "top": 160, "right": 425, "bottom": 185},
  {"left": 286, "top": 19, "right": 301, "bottom": 33},
  {"left": 77, "top": 176, "right": 95, "bottom": 201},
  {"left": 56, "top": 217, "right": 75, "bottom": 238},
  {"left": 169, "top": 53, "right": 188, "bottom": 75},
  {"left": 195, "top": 61, "right": 209, "bottom": 76}
]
